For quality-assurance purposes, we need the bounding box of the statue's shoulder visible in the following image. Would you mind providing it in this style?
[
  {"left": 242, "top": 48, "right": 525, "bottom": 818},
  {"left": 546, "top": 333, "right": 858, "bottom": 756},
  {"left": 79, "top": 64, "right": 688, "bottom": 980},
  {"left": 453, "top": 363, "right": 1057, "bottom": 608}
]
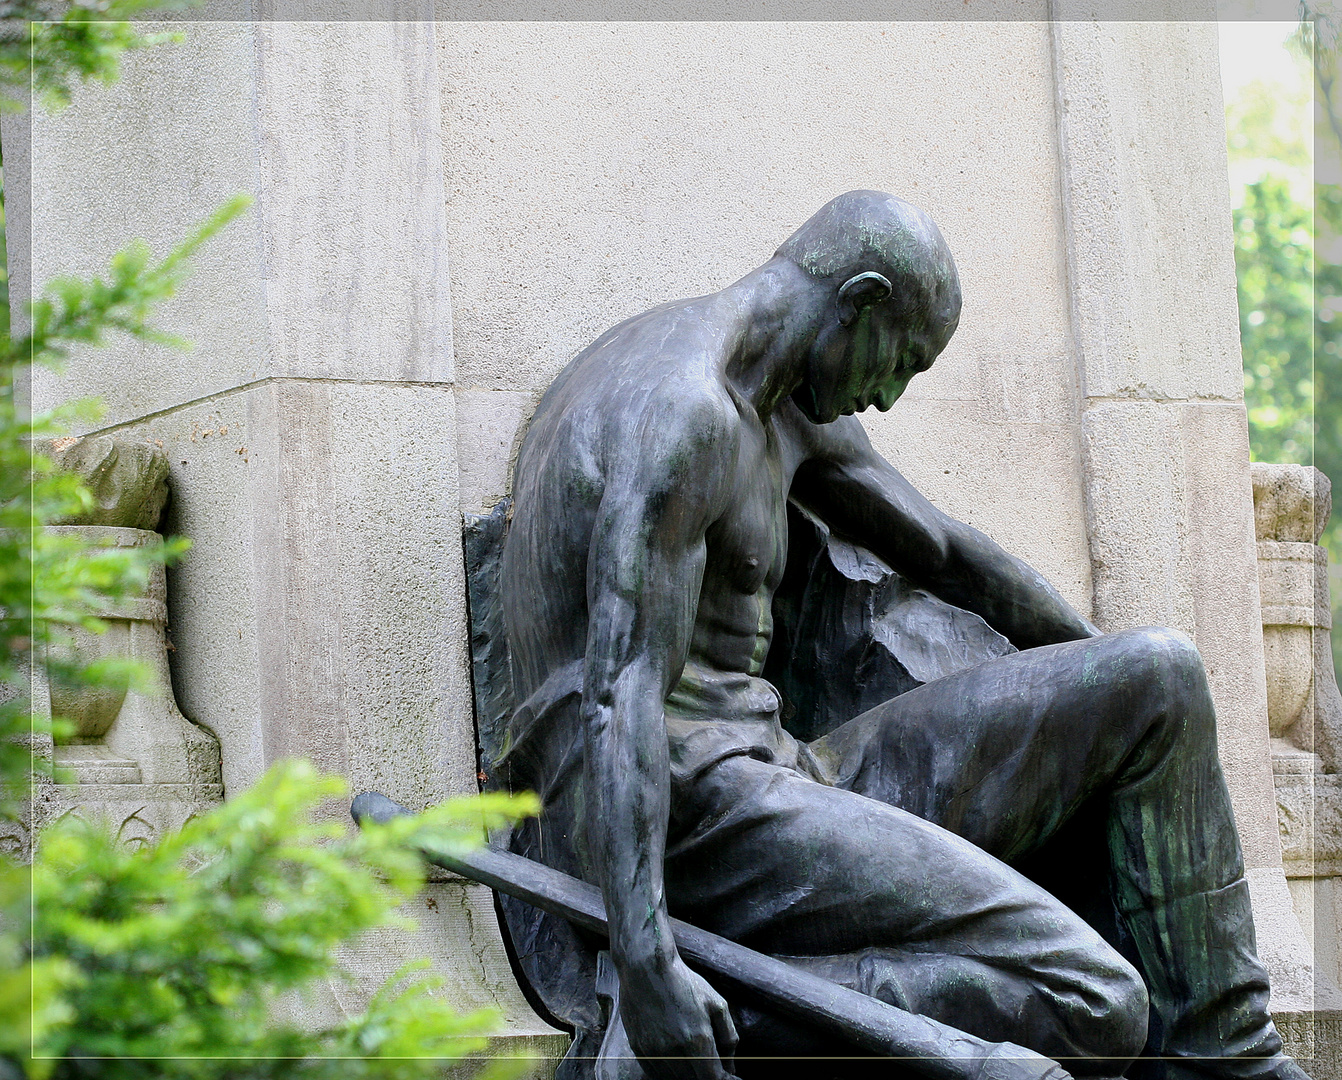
[
  {"left": 601, "top": 377, "right": 743, "bottom": 485},
  {"left": 542, "top": 343, "right": 741, "bottom": 442}
]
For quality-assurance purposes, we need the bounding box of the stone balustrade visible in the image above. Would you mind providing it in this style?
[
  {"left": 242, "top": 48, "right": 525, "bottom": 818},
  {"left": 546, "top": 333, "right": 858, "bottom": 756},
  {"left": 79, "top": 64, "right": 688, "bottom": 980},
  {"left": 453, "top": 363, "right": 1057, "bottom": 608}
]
[
  {"left": 3, "top": 436, "right": 223, "bottom": 860},
  {"left": 1252, "top": 462, "right": 1342, "bottom": 1007}
]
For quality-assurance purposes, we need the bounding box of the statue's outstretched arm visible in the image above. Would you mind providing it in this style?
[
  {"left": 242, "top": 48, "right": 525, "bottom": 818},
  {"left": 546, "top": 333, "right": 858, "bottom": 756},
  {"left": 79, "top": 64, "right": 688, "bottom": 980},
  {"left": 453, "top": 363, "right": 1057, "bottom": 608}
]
[{"left": 790, "top": 413, "right": 1100, "bottom": 650}]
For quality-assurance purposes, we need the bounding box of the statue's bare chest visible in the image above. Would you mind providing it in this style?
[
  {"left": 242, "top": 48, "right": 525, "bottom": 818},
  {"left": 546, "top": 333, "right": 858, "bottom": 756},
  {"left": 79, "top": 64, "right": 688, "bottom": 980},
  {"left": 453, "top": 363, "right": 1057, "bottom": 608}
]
[{"left": 705, "top": 420, "right": 796, "bottom": 599}]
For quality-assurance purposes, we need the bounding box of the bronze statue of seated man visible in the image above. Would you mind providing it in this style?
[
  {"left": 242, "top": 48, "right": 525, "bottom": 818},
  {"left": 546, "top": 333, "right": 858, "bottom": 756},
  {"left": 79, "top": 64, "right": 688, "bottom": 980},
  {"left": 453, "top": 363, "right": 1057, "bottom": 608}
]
[{"left": 489, "top": 190, "right": 1309, "bottom": 1080}]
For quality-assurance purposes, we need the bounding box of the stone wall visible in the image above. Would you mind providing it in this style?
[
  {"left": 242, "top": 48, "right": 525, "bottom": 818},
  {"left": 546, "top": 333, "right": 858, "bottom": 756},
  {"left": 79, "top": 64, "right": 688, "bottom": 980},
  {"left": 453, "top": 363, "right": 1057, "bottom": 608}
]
[
  {"left": 11, "top": 12, "right": 1331, "bottom": 1063},
  {"left": 11, "top": 19, "right": 561, "bottom": 1051}
]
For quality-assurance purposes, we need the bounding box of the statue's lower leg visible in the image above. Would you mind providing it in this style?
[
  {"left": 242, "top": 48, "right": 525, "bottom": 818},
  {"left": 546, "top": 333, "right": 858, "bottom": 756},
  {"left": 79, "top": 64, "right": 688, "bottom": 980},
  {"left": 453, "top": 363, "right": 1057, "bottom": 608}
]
[
  {"left": 812, "top": 628, "right": 1309, "bottom": 1078},
  {"left": 1106, "top": 635, "right": 1303, "bottom": 1080}
]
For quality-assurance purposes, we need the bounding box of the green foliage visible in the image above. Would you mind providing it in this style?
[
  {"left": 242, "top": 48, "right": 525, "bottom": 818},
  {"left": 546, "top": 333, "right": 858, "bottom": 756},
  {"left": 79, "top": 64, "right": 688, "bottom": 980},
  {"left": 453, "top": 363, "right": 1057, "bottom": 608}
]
[
  {"left": 3, "top": 759, "right": 538, "bottom": 1078},
  {"left": 1298, "top": 8, "right": 1342, "bottom": 670},
  {"left": 1224, "top": 69, "right": 1312, "bottom": 201},
  {"left": 0, "top": 0, "right": 191, "bottom": 112},
  {"left": 1234, "top": 174, "right": 1315, "bottom": 465},
  {"left": 1317, "top": 183, "right": 1342, "bottom": 547},
  {"left": 1224, "top": 26, "right": 1315, "bottom": 470}
]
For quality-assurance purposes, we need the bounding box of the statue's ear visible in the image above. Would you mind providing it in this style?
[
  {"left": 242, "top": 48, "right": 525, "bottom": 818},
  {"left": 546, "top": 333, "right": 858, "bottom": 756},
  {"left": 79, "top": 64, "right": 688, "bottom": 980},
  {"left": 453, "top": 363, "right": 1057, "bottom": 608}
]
[{"left": 836, "top": 271, "right": 893, "bottom": 327}]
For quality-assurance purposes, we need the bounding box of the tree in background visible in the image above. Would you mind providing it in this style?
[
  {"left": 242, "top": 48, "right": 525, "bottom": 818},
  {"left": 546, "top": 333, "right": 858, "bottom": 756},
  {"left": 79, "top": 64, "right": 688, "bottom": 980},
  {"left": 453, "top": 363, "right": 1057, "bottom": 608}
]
[
  {"left": 1, "top": 8, "right": 538, "bottom": 1076},
  {"left": 1226, "top": 22, "right": 1314, "bottom": 465},
  {"left": 1305, "top": 8, "right": 1342, "bottom": 676},
  {"left": 1236, "top": 173, "right": 1315, "bottom": 465},
  {"left": 1225, "top": 13, "right": 1342, "bottom": 673}
]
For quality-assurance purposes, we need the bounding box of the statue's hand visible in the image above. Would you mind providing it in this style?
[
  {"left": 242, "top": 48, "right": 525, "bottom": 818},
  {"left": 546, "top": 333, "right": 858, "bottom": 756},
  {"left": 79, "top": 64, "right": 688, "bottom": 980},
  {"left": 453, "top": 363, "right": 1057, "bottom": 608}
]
[{"left": 618, "top": 954, "right": 738, "bottom": 1080}]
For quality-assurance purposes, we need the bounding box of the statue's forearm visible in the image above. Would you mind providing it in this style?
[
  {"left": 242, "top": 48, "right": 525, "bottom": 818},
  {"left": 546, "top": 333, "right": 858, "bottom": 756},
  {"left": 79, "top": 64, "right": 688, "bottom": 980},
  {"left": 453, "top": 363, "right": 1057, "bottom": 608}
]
[
  {"left": 937, "top": 522, "right": 1099, "bottom": 649},
  {"left": 583, "top": 678, "right": 680, "bottom": 976}
]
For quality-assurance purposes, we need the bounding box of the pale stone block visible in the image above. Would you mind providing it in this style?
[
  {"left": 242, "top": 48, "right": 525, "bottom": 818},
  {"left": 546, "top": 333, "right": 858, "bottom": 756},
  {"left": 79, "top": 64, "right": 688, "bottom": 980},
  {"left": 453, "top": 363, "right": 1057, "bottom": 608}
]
[
  {"left": 862, "top": 404, "right": 1094, "bottom": 619},
  {"left": 1248, "top": 866, "right": 1342, "bottom": 1012},
  {"left": 312, "top": 380, "right": 476, "bottom": 804},
  {"left": 1051, "top": 17, "right": 1242, "bottom": 403},
  {"left": 1253, "top": 462, "right": 1331, "bottom": 545},
  {"left": 456, "top": 389, "right": 540, "bottom": 516},
  {"left": 1277, "top": 774, "right": 1342, "bottom": 879},
  {"left": 28, "top": 19, "right": 456, "bottom": 431},
  {"left": 1289, "top": 875, "right": 1342, "bottom": 1000},
  {"left": 254, "top": 21, "right": 454, "bottom": 384},
  {"left": 438, "top": 21, "right": 1070, "bottom": 401},
  {"left": 1178, "top": 403, "right": 1282, "bottom": 871},
  {"left": 27, "top": 21, "right": 268, "bottom": 428},
  {"left": 1077, "top": 399, "right": 1194, "bottom": 633},
  {"left": 108, "top": 382, "right": 476, "bottom": 808}
]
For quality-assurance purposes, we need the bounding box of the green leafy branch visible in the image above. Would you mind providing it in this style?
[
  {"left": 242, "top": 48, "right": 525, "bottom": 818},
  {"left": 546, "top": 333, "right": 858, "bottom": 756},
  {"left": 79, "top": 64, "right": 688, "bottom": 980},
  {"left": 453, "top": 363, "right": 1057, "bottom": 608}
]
[
  {"left": 13, "top": 193, "right": 251, "bottom": 366},
  {"left": 0, "top": 196, "right": 250, "bottom": 816},
  {"left": 6, "top": 759, "right": 538, "bottom": 1078}
]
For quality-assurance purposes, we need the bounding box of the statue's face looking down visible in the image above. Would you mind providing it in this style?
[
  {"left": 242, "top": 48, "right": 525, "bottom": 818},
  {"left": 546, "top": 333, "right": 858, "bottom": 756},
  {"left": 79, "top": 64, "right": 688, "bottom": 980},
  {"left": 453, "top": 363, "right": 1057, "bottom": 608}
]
[
  {"left": 777, "top": 190, "right": 962, "bottom": 425},
  {"left": 795, "top": 286, "right": 960, "bottom": 424}
]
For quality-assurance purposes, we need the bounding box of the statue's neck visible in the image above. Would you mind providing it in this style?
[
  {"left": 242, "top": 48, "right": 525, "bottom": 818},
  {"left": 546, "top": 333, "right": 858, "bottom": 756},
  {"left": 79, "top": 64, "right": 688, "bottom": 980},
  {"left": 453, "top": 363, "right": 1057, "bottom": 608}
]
[{"left": 719, "top": 259, "right": 828, "bottom": 422}]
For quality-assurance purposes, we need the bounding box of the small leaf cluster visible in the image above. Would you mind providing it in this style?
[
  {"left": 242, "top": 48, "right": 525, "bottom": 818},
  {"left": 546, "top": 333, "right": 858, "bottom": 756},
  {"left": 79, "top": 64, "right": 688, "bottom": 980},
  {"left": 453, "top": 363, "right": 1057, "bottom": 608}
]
[
  {"left": 0, "top": 0, "right": 192, "bottom": 112},
  {"left": 3, "top": 759, "right": 538, "bottom": 1078}
]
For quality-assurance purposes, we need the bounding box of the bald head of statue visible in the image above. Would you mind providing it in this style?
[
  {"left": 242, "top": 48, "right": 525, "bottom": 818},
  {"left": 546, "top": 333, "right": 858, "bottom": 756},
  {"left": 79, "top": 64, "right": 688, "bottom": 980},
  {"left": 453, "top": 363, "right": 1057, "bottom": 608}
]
[
  {"left": 778, "top": 190, "right": 961, "bottom": 351},
  {"left": 772, "top": 191, "right": 963, "bottom": 423}
]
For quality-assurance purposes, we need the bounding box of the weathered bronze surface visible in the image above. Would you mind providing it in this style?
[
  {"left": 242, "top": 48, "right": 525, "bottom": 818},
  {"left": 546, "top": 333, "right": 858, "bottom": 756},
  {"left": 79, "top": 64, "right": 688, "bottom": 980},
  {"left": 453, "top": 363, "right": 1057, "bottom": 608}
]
[{"left": 474, "top": 192, "right": 1308, "bottom": 1080}]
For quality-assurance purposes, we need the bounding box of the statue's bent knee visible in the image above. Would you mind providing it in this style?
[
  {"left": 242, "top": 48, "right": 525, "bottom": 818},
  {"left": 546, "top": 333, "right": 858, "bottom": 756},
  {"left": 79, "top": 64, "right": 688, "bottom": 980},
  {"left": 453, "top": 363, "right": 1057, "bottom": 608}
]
[
  {"left": 1102, "top": 626, "right": 1216, "bottom": 737},
  {"left": 1068, "top": 958, "right": 1149, "bottom": 1064}
]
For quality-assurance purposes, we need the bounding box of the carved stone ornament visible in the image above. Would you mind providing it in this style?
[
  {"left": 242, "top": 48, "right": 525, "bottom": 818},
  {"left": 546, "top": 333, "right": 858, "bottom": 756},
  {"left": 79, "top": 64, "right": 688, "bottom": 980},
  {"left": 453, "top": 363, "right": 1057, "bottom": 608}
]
[{"left": 12, "top": 435, "right": 223, "bottom": 860}]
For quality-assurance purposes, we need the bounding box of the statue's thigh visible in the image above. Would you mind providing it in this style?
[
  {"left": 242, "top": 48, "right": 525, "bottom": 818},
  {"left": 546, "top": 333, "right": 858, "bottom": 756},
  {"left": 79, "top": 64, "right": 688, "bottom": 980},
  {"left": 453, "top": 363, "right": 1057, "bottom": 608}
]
[
  {"left": 662, "top": 753, "right": 1099, "bottom": 964},
  {"left": 811, "top": 626, "right": 1211, "bottom": 862}
]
